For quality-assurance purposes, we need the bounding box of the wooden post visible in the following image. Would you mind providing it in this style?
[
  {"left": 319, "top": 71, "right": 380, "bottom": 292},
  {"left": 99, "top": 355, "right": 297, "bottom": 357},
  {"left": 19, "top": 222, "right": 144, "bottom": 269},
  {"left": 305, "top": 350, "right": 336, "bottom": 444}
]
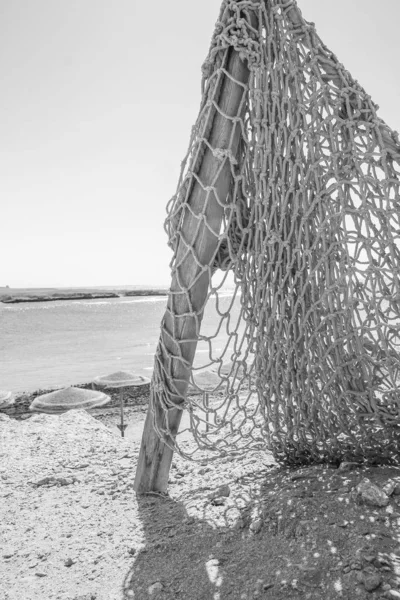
[
  {"left": 134, "top": 31, "right": 256, "bottom": 493},
  {"left": 204, "top": 392, "right": 210, "bottom": 433}
]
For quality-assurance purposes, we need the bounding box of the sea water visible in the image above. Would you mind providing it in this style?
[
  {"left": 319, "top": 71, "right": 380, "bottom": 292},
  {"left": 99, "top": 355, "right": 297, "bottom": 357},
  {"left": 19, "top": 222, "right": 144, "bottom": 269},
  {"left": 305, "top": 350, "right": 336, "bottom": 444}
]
[{"left": 0, "top": 293, "right": 241, "bottom": 394}]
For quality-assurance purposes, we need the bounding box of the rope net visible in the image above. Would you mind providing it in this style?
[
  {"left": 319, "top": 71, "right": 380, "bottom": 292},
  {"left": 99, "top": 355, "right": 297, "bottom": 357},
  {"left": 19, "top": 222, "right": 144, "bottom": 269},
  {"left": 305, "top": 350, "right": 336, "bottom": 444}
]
[{"left": 150, "top": 0, "right": 400, "bottom": 465}]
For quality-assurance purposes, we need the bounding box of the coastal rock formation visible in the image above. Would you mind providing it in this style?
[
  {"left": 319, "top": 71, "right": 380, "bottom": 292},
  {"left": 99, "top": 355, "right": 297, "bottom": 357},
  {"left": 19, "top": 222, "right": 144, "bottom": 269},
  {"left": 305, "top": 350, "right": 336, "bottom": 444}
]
[
  {"left": 1, "top": 292, "right": 119, "bottom": 304},
  {"left": 0, "top": 289, "right": 167, "bottom": 304},
  {"left": 123, "top": 290, "right": 167, "bottom": 297}
]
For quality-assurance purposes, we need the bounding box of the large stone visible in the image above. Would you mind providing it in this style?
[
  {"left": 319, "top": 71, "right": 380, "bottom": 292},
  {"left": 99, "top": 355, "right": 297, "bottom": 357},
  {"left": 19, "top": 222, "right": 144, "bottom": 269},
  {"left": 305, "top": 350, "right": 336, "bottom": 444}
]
[
  {"left": 356, "top": 478, "right": 390, "bottom": 507},
  {"left": 363, "top": 573, "right": 382, "bottom": 592},
  {"left": 148, "top": 582, "right": 163, "bottom": 596}
]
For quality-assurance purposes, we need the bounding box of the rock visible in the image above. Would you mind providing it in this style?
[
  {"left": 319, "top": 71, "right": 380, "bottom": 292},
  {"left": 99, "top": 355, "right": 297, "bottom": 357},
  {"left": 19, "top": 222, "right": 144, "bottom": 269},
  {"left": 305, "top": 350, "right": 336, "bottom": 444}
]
[
  {"left": 363, "top": 573, "right": 382, "bottom": 592},
  {"left": 363, "top": 555, "right": 376, "bottom": 563},
  {"left": 31, "top": 476, "right": 57, "bottom": 487},
  {"left": 31, "top": 475, "right": 76, "bottom": 488},
  {"left": 208, "top": 484, "right": 231, "bottom": 500},
  {"left": 198, "top": 467, "right": 211, "bottom": 475},
  {"left": 385, "top": 590, "right": 400, "bottom": 599},
  {"left": 338, "top": 461, "right": 361, "bottom": 472},
  {"left": 3, "top": 548, "right": 16, "bottom": 559},
  {"left": 374, "top": 555, "right": 391, "bottom": 569},
  {"left": 35, "top": 572, "right": 47, "bottom": 577},
  {"left": 211, "top": 497, "right": 226, "bottom": 506},
  {"left": 383, "top": 481, "right": 397, "bottom": 496},
  {"left": 128, "top": 548, "right": 136, "bottom": 556},
  {"left": 235, "top": 519, "right": 245, "bottom": 529},
  {"left": 300, "top": 568, "right": 323, "bottom": 587},
  {"left": 356, "top": 479, "right": 390, "bottom": 507},
  {"left": 64, "top": 557, "right": 75, "bottom": 567},
  {"left": 249, "top": 519, "right": 263, "bottom": 534},
  {"left": 148, "top": 582, "right": 163, "bottom": 596},
  {"left": 290, "top": 469, "right": 318, "bottom": 481}
]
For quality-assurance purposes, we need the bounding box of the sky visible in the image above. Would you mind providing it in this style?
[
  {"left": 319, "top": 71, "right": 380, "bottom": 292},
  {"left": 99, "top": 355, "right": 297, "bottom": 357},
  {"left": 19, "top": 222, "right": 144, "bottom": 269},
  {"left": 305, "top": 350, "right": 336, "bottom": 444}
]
[{"left": 1, "top": 0, "right": 400, "bottom": 288}]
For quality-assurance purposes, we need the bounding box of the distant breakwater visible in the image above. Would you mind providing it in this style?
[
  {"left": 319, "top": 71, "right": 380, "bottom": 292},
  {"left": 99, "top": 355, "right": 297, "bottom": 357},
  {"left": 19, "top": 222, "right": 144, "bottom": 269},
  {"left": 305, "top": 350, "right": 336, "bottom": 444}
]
[{"left": 0, "top": 289, "right": 168, "bottom": 304}]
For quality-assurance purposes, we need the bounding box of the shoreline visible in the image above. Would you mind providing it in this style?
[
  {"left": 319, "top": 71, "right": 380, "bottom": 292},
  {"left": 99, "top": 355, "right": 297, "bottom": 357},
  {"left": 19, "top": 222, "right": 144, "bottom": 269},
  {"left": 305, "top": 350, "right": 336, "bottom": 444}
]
[
  {"left": 0, "top": 288, "right": 168, "bottom": 304},
  {"left": 1, "top": 381, "right": 151, "bottom": 420}
]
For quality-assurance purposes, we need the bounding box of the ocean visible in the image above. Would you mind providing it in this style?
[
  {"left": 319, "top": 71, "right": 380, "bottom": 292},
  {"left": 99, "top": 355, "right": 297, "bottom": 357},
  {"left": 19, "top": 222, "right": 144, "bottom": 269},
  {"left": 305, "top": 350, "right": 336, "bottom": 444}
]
[{"left": 0, "top": 293, "right": 241, "bottom": 394}]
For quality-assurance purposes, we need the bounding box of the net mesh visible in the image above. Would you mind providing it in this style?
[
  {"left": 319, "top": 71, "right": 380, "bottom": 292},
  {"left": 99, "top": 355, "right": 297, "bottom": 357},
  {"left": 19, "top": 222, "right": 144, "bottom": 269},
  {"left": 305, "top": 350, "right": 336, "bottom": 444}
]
[{"left": 150, "top": 0, "right": 400, "bottom": 465}]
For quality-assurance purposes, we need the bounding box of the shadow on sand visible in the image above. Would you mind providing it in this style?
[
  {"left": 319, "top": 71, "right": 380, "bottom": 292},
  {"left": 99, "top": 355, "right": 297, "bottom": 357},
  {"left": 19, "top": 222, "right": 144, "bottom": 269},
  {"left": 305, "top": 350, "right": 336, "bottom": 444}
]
[
  {"left": 121, "top": 467, "right": 272, "bottom": 600},
  {"left": 121, "top": 462, "right": 400, "bottom": 600}
]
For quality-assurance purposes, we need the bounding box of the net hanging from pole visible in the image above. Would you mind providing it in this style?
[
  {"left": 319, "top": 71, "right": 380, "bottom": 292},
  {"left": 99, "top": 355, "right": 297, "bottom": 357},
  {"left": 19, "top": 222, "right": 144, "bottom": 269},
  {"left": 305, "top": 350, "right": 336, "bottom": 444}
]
[{"left": 151, "top": 0, "right": 400, "bottom": 465}]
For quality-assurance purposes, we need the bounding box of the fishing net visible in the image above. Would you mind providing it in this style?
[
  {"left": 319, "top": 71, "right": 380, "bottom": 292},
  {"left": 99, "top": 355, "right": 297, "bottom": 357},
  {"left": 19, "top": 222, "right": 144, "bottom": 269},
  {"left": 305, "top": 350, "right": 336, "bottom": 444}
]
[{"left": 150, "top": 0, "right": 400, "bottom": 465}]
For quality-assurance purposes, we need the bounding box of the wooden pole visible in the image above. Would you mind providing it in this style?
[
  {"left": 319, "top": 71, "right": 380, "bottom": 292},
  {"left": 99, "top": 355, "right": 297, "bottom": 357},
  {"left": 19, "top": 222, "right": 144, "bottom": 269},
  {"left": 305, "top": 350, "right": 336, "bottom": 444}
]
[
  {"left": 134, "top": 34, "right": 255, "bottom": 494},
  {"left": 205, "top": 392, "right": 210, "bottom": 433}
]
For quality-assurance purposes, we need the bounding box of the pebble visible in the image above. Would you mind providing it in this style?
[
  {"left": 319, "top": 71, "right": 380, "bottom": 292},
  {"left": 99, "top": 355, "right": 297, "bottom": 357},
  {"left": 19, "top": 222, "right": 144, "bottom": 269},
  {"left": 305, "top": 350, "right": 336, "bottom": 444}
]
[
  {"left": 363, "top": 555, "right": 376, "bottom": 563},
  {"left": 64, "top": 557, "right": 75, "bottom": 567},
  {"left": 208, "top": 484, "right": 231, "bottom": 500},
  {"left": 148, "top": 581, "right": 163, "bottom": 595},
  {"left": 211, "top": 497, "right": 225, "bottom": 506},
  {"left": 383, "top": 481, "right": 397, "bottom": 496},
  {"left": 363, "top": 573, "right": 382, "bottom": 592},
  {"left": 339, "top": 461, "right": 361, "bottom": 472},
  {"left": 235, "top": 519, "right": 245, "bottom": 530},
  {"left": 374, "top": 556, "right": 391, "bottom": 569},
  {"left": 249, "top": 519, "right": 263, "bottom": 534},
  {"left": 263, "top": 583, "right": 274, "bottom": 590},
  {"left": 198, "top": 467, "right": 211, "bottom": 475}
]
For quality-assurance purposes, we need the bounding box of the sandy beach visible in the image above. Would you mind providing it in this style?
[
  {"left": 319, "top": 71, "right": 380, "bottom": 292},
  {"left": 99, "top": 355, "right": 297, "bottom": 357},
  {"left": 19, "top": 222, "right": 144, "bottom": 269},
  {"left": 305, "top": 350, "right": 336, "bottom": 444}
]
[{"left": 3, "top": 384, "right": 400, "bottom": 599}]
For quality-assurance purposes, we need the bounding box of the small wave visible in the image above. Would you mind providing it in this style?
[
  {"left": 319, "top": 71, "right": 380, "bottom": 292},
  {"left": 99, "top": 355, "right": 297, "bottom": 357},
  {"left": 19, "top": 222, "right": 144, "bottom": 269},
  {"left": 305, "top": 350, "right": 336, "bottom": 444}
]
[
  {"left": 119, "top": 297, "right": 167, "bottom": 305},
  {"left": 0, "top": 300, "right": 113, "bottom": 310},
  {"left": 0, "top": 296, "right": 168, "bottom": 310}
]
